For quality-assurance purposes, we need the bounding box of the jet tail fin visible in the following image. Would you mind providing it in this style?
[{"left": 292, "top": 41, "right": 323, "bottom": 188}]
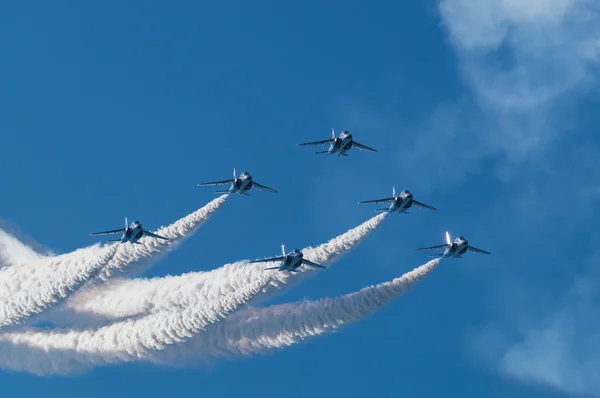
[
  {"left": 445, "top": 231, "right": 452, "bottom": 245},
  {"left": 331, "top": 128, "right": 335, "bottom": 139},
  {"left": 281, "top": 244, "right": 286, "bottom": 257}
]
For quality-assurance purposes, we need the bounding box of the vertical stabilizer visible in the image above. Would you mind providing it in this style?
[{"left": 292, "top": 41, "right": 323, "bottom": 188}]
[{"left": 445, "top": 231, "right": 451, "bottom": 245}]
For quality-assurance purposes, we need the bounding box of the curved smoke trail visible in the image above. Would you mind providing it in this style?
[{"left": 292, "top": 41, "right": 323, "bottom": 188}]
[
  {"left": 44, "top": 213, "right": 386, "bottom": 326},
  {"left": 0, "top": 274, "right": 272, "bottom": 375},
  {"left": 0, "top": 258, "right": 439, "bottom": 375},
  {"left": 32, "top": 195, "right": 228, "bottom": 326},
  {"left": 95, "top": 194, "right": 228, "bottom": 280},
  {"left": 0, "top": 230, "right": 47, "bottom": 269},
  {"left": 0, "top": 245, "right": 117, "bottom": 328},
  {"left": 149, "top": 259, "right": 441, "bottom": 364}
]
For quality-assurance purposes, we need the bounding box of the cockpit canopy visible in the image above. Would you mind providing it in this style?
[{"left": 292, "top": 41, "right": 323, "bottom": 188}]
[
  {"left": 339, "top": 131, "right": 352, "bottom": 139},
  {"left": 457, "top": 236, "right": 467, "bottom": 242},
  {"left": 132, "top": 220, "right": 141, "bottom": 226},
  {"left": 240, "top": 172, "right": 251, "bottom": 179}
]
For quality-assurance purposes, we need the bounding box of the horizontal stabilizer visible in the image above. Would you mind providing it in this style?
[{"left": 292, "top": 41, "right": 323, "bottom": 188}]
[
  {"left": 375, "top": 208, "right": 388, "bottom": 212},
  {"left": 314, "top": 150, "right": 329, "bottom": 154},
  {"left": 429, "top": 253, "right": 443, "bottom": 258},
  {"left": 214, "top": 190, "right": 230, "bottom": 194},
  {"left": 264, "top": 266, "right": 280, "bottom": 270},
  {"left": 108, "top": 239, "right": 121, "bottom": 242}
]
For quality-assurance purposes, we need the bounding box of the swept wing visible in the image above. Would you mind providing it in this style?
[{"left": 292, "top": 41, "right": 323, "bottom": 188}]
[
  {"left": 249, "top": 256, "right": 286, "bottom": 264},
  {"left": 351, "top": 141, "right": 377, "bottom": 152},
  {"left": 197, "top": 179, "right": 235, "bottom": 187},
  {"left": 253, "top": 182, "right": 278, "bottom": 193},
  {"left": 297, "top": 139, "right": 334, "bottom": 147},
  {"left": 413, "top": 200, "right": 437, "bottom": 211},
  {"left": 467, "top": 246, "right": 491, "bottom": 255},
  {"left": 302, "top": 259, "right": 326, "bottom": 269},
  {"left": 90, "top": 228, "right": 126, "bottom": 236},
  {"left": 415, "top": 244, "right": 448, "bottom": 251},
  {"left": 143, "top": 230, "right": 169, "bottom": 240},
  {"left": 358, "top": 197, "right": 395, "bottom": 205}
]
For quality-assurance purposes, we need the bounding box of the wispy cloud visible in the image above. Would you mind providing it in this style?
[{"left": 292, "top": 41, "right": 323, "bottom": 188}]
[
  {"left": 436, "top": 0, "right": 600, "bottom": 395},
  {"left": 404, "top": 0, "right": 600, "bottom": 186}
]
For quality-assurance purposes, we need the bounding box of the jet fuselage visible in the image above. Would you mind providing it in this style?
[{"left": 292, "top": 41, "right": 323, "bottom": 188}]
[
  {"left": 328, "top": 131, "right": 354, "bottom": 155},
  {"left": 121, "top": 221, "right": 144, "bottom": 243},
  {"left": 443, "top": 237, "right": 469, "bottom": 258},
  {"left": 229, "top": 172, "right": 253, "bottom": 194},
  {"left": 277, "top": 250, "right": 304, "bottom": 272},
  {"left": 388, "top": 190, "right": 414, "bottom": 213}
]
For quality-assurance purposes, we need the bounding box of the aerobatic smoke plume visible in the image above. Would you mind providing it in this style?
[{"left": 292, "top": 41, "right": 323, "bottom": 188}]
[
  {"left": 0, "top": 245, "right": 117, "bottom": 328},
  {"left": 150, "top": 259, "right": 441, "bottom": 364},
  {"left": 43, "top": 213, "right": 386, "bottom": 326},
  {"left": 0, "top": 230, "right": 47, "bottom": 269},
  {"left": 96, "top": 195, "right": 228, "bottom": 280},
  {"left": 0, "top": 274, "right": 272, "bottom": 375},
  {"left": 32, "top": 196, "right": 228, "bottom": 326},
  {"left": 0, "top": 258, "right": 439, "bottom": 375}
]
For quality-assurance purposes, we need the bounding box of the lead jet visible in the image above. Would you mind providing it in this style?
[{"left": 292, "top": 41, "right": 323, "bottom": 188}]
[
  {"left": 197, "top": 168, "right": 277, "bottom": 195},
  {"left": 249, "top": 245, "right": 326, "bottom": 272},
  {"left": 358, "top": 187, "right": 437, "bottom": 214},
  {"left": 297, "top": 128, "right": 377, "bottom": 156},
  {"left": 416, "top": 231, "right": 491, "bottom": 259},
  {"left": 90, "top": 218, "right": 168, "bottom": 244}
]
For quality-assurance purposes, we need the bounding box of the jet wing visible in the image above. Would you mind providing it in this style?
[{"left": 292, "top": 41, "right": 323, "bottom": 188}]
[
  {"left": 467, "top": 246, "right": 491, "bottom": 255},
  {"left": 253, "top": 182, "right": 278, "bottom": 193},
  {"left": 90, "top": 228, "right": 126, "bottom": 236},
  {"left": 351, "top": 141, "right": 377, "bottom": 152},
  {"left": 358, "top": 197, "right": 395, "bottom": 204},
  {"left": 248, "top": 256, "right": 286, "bottom": 263},
  {"left": 416, "top": 244, "right": 448, "bottom": 251},
  {"left": 297, "top": 139, "right": 334, "bottom": 147},
  {"left": 413, "top": 200, "right": 437, "bottom": 211},
  {"left": 302, "top": 259, "right": 326, "bottom": 269},
  {"left": 143, "top": 230, "right": 169, "bottom": 240},
  {"left": 197, "top": 179, "right": 235, "bottom": 187}
]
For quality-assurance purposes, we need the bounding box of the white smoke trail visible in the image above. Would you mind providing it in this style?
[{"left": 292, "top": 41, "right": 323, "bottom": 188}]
[
  {"left": 95, "top": 194, "right": 228, "bottom": 281},
  {"left": 0, "top": 230, "right": 47, "bottom": 268},
  {"left": 30, "top": 195, "right": 228, "bottom": 326},
  {"left": 0, "top": 257, "right": 438, "bottom": 375},
  {"left": 149, "top": 258, "right": 441, "bottom": 364},
  {"left": 44, "top": 214, "right": 386, "bottom": 326},
  {"left": 0, "top": 245, "right": 117, "bottom": 328},
  {"left": 0, "top": 273, "right": 272, "bottom": 375}
]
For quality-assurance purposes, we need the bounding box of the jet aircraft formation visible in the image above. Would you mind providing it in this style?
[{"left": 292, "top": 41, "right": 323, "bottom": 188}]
[{"left": 90, "top": 128, "right": 490, "bottom": 269}]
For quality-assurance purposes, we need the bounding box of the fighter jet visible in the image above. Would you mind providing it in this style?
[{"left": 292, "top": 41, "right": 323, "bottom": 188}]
[
  {"left": 416, "top": 231, "right": 490, "bottom": 258},
  {"left": 197, "top": 168, "right": 277, "bottom": 195},
  {"left": 249, "top": 245, "right": 326, "bottom": 272},
  {"left": 297, "top": 128, "right": 377, "bottom": 156},
  {"left": 90, "top": 218, "right": 168, "bottom": 244},
  {"left": 358, "top": 187, "right": 437, "bottom": 214}
]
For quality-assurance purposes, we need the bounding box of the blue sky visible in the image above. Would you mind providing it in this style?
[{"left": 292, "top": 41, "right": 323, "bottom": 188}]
[{"left": 1, "top": 1, "right": 599, "bottom": 397}]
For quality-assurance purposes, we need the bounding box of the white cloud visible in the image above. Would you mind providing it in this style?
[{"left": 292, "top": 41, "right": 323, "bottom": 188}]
[
  {"left": 500, "top": 273, "right": 600, "bottom": 396},
  {"left": 438, "top": 0, "right": 600, "bottom": 160},
  {"left": 437, "top": 1, "right": 600, "bottom": 395}
]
